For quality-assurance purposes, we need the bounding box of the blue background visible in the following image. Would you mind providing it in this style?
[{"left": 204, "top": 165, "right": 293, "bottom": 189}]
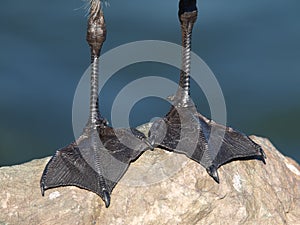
[{"left": 0, "top": 0, "right": 299, "bottom": 165}]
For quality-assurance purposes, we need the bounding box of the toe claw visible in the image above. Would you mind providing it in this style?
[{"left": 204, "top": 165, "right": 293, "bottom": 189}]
[
  {"left": 206, "top": 165, "right": 219, "bottom": 183},
  {"left": 145, "top": 139, "right": 154, "bottom": 150},
  {"left": 41, "top": 186, "right": 45, "bottom": 196},
  {"left": 259, "top": 148, "right": 267, "bottom": 164},
  {"left": 260, "top": 148, "right": 266, "bottom": 159},
  {"left": 103, "top": 190, "right": 110, "bottom": 208},
  {"left": 40, "top": 181, "right": 45, "bottom": 196}
]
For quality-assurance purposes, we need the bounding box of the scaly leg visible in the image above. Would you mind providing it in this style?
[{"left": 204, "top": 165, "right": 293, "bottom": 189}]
[
  {"left": 149, "top": 0, "right": 265, "bottom": 183},
  {"left": 40, "top": 0, "right": 153, "bottom": 208}
]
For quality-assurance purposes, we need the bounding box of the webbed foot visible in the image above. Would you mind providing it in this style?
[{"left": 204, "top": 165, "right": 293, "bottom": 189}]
[
  {"left": 41, "top": 122, "right": 152, "bottom": 207},
  {"left": 149, "top": 105, "right": 266, "bottom": 183}
]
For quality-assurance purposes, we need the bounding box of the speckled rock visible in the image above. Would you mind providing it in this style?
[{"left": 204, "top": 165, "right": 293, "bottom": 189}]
[{"left": 0, "top": 134, "right": 299, "bottom": 225}]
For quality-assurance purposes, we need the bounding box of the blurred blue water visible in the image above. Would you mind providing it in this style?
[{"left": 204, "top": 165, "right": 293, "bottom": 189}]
[{"left": 0, "top": 0, "right": 299, "bottom": 166}]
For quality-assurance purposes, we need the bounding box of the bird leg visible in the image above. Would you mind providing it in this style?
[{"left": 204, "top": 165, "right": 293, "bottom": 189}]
[
  {"left": 175, "top": 0, "right": 197, "bottom": 107},
  {"left": 148, "top": 0, "right": 265, "bottom": 183},
  {"left": 40, "top": 0, "right": 153, "bottom": 208}
]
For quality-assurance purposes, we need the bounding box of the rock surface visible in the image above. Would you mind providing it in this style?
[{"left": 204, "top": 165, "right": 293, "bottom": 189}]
[{"left": 0, "top": 135, "right": 299, "bottom": 225}]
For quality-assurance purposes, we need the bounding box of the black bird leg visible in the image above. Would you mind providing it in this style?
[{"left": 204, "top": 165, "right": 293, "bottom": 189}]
[
  {"left": 149, "top": 0, "right": 265, "bottom": 183},
  {"left": 40, "top": 0, "right": 153, "bottom": 208}
]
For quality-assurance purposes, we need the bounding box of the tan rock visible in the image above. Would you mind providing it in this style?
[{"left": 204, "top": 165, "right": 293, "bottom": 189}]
[{"left": 0, "top": 136, "right": 299, "bottom": 225}]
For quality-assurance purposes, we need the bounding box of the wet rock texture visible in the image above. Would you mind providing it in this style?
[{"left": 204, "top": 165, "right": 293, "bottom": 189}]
[{"left": 0, "top": 136, "right": 299, "bottom": 225}]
